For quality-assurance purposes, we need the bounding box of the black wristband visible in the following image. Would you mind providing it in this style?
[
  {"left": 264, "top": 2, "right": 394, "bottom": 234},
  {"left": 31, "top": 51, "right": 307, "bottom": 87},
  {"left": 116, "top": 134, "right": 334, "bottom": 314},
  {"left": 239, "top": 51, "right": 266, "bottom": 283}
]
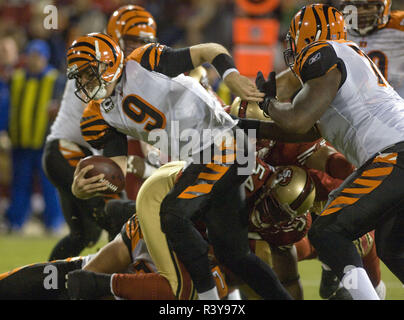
[{"left": 211, "top": 53, "right": 236, "bottom": 78}]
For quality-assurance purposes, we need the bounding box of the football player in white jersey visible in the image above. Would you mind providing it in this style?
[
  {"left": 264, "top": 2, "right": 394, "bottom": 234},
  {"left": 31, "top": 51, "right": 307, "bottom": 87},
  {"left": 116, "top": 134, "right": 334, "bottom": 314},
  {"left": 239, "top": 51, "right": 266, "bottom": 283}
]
[
  {"left": 66, "top": 28, "right": 323, "bottom": 299},
  {"left": 43, "top": 5, "right": 159, "bottom": 260},
  {"left": 341, "top": 0, "right": 404, "bottom": 97},
  {"left": 255, "top": 3, "right": 404, "bottom": 300}
]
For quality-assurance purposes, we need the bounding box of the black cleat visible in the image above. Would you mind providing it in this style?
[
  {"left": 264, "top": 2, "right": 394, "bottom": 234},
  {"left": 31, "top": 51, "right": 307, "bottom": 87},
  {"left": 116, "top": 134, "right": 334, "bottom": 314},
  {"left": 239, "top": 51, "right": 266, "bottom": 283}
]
[
  {"left": 329, "top": 287, "right": 353, "bottom": 300},
  {"left": 319, "top": 267, "right": 340, "bottom": 299}
]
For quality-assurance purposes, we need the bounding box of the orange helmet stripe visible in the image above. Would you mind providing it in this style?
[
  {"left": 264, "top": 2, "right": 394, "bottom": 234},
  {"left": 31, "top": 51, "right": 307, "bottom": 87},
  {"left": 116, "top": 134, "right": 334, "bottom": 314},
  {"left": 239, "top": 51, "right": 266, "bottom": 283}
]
[
  {"left": 289, "top": 4, "right": 346, "bottom": 54},
  {"left": 66, "top": 33, "right": 123, "bottom": 84},
  {"left": 107, "top": 5, "right": 156, "bottom": 43}
]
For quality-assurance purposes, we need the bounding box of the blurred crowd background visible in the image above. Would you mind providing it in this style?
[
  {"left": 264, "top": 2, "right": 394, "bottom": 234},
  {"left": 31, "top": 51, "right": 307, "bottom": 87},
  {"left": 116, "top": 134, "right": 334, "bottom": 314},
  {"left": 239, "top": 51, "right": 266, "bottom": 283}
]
[{"left": 0, "top": 0, "right": 403, "bottom": 235}]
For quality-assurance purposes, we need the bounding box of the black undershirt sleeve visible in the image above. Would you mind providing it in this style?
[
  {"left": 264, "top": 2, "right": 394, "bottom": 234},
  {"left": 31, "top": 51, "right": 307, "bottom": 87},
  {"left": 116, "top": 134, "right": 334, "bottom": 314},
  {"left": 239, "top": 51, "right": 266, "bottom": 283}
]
[
  {"left": 155, "top": 47, "right": 194, "bottom": 77},
  {"left": 102, "top": 129, "right": 128, "bottom": 158}
]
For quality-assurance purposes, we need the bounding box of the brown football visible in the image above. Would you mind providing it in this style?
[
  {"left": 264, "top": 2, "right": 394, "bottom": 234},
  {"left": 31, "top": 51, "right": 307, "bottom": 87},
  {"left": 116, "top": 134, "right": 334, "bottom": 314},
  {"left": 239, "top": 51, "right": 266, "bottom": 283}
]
[{"left": 78, "top": 155, "right": 125, "bottom": 194}]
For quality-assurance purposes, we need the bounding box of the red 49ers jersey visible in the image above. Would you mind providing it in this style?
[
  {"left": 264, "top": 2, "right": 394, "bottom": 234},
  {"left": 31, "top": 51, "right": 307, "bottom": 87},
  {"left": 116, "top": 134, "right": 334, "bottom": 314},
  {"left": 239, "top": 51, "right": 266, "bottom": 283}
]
[{"left": 261, "top": 139, "right": 326, "bottom": 167}]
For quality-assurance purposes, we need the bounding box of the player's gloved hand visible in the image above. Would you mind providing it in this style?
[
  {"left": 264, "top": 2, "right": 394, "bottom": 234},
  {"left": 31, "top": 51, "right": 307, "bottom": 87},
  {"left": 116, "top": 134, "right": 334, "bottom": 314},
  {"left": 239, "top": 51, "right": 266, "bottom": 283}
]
[
  {"left": 66, "top": 269, "right": 112, "bottom": 300},
  {"left": 255, "top": 71, "right": 277, "bottom": 116}
]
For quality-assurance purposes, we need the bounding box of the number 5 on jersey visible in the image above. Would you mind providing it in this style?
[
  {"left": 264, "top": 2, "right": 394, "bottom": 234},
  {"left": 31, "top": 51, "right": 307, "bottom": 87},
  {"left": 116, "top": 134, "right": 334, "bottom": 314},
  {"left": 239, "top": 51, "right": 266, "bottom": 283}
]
[{"left": 123, "top": 94, "right": 166, "bottom": 131}]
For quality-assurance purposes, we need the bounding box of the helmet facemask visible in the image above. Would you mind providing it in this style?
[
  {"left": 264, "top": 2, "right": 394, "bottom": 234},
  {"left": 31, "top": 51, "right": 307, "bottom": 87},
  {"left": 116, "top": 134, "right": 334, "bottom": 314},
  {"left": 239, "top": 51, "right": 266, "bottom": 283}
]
[
  {"left": 251, "top": 166, "right": 315, "bottom": 230},
  {"left": 284, "top": 32, "right": 297, "bottom": 70},
  {"left": 342, "top": 1, "right": 387, "bottom": 36},
  {"left": 121, "top": 34, "right": 157, "bottom": 56},
  {"left": 68, "top": 61, "right": 109, "bottom": 103},
  {"left": 253, "top": 188, "right": 299, "bottom": 228}
]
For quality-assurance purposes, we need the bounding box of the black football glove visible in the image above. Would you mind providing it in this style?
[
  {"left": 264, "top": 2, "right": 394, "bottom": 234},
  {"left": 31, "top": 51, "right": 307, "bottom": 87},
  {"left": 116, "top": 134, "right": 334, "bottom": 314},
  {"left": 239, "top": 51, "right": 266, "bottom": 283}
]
[
  {"left": 66, "top": 269, "right": 112, "bottom": 300},
  {"left": 255, "top": 71, "right": 277, "bottom": 116}
]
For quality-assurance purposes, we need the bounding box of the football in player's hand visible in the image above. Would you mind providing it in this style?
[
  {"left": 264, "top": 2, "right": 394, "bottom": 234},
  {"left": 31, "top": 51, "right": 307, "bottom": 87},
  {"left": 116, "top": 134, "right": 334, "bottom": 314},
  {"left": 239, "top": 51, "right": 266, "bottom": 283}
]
[{"left": 78, "top": 155, "right": 125, "bottom": 194}]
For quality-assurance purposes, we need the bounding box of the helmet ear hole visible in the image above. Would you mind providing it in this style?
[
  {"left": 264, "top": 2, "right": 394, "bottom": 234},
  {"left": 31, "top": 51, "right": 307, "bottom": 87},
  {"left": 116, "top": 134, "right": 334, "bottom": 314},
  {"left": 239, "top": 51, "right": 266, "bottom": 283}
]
[{"left": 109, "top": 61, "right": 114, "bottom": 67}]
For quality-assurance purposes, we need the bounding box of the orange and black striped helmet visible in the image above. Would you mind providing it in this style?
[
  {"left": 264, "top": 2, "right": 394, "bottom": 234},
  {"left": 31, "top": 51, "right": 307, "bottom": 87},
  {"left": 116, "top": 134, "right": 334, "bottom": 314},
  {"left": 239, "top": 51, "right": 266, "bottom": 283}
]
[
  {"left": 340, "top": 0, "right": 392, "bottom": 36},
  {"left": 107, "top": 5, "right": 157, "bottom": 47},
  {"left": 66, "top": 33, "right": 124, "bottom": 102},
  {"left": 284, "top": 4, "right": 346, "bottom": 67}
]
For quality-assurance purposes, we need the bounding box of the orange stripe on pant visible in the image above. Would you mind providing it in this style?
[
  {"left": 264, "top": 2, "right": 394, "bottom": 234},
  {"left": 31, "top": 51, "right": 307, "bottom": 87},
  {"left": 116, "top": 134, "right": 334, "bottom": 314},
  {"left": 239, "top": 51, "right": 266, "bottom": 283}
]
[
  {"left": 321, "top": 154, "right": 397, "bottom": 216},
  {"left": 362, "top": 167, "right": 393, "bottom": 177},
  {"left": 321, "top": 197, "right": 359, "bottom": 216},
  {"left": 58, "top": 145, "right": 85, "bottom": 167},
  {"left": 177, "top": 164, "right": 230, "bottom": 199}
]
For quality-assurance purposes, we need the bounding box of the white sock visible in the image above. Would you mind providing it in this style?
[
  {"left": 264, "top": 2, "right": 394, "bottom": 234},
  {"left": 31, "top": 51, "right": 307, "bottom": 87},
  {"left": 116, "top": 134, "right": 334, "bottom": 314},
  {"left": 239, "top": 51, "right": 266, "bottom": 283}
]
[
  {"left": 227, "top": 289, "right": 242, "bottom": 300},
  {"left": 198, "top": 287, "right": 220, "bottom": 300},
  {"left": 341, "top": 266, "right": 380, "bottom": 300}
]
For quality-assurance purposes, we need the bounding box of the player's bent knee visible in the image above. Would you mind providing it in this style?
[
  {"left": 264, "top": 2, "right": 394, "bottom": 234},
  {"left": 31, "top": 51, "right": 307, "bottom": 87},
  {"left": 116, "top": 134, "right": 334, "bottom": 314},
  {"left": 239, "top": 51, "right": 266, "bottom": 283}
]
[
  {"left": 160, "top": 212, "right": 209, "bottom": 262},
  {"left": 213, "top": 245, "right": 250, "bottom": 268},
  {"left": 307, "top": 224, "right": 338, "bottom": 253}
]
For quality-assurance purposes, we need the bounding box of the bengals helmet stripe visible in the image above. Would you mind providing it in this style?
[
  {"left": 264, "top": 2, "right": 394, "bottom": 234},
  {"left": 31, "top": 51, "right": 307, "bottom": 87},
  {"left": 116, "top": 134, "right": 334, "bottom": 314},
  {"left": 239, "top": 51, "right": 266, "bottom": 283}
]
[
  {"left": 290, "top": 4, "right": 346, "bottom": 54},
  {"left": 67, "top": 33, "right": 124, "bottom": 84},
  {"left": 67, "top": 42, "right": 96, "bottom": 66},
  {"left": 284, "top": 4, "right": 346, "bottom": 70},
  {"left": 92, "top": 34, "right": 118, "bottom": 63},
  {"left": 107, "top": 5, "right": 157, "bottom": 45},
  {"left": 294, "top": 5, "right": 307, "bottom": 44}
]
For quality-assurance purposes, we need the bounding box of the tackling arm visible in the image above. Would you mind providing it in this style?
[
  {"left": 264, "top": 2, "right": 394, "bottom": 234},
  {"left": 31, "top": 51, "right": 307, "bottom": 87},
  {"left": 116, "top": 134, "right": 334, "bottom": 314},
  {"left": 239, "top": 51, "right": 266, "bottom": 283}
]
[
  {"left": 189, "top": 43, "right": 264, "bottom": 102},
  {"left": 267, "top": 67, "right": 341, "bottom": 134},
  {"left": 276, "top": 68, "right": 302, "bottom": 102}
]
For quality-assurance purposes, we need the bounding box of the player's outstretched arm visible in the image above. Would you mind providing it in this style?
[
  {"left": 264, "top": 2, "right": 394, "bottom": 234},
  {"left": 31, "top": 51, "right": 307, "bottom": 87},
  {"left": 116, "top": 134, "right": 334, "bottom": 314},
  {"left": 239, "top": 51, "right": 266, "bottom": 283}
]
[
  {"left": 276, "top": 68, "right": 302, "bottom": 102},
  {"left": 189, "top": 43, "right": 265, "bottom": 102},
  {"left": 237, "top": 117, "right": 320, "bottom": 142},
  {"left": 266, "top": 67, "right": 341, "bottom": 134}
]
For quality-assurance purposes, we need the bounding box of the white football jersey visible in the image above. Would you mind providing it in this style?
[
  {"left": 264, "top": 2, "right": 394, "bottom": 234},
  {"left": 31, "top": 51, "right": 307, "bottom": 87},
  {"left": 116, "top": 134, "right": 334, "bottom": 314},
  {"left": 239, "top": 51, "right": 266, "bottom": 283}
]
[
  {"left": 81, "top": 44, "right": 237, "bottom": 161},
  {"left": 293, "top": 39, "right": 404, "bottom": 168},
  {"left": 347, "top": 11, "right": 404, "bottom": 97},
  {"left": 47, "top": 79, "right": 93, "bottom": 149}
]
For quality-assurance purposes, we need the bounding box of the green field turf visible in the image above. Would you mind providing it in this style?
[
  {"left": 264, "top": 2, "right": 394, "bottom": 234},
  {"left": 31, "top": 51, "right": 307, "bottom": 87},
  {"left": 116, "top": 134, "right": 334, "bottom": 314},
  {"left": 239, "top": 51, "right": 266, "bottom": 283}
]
[{"left": 0, "top": 233, "right": 403, "bottom": 300}]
